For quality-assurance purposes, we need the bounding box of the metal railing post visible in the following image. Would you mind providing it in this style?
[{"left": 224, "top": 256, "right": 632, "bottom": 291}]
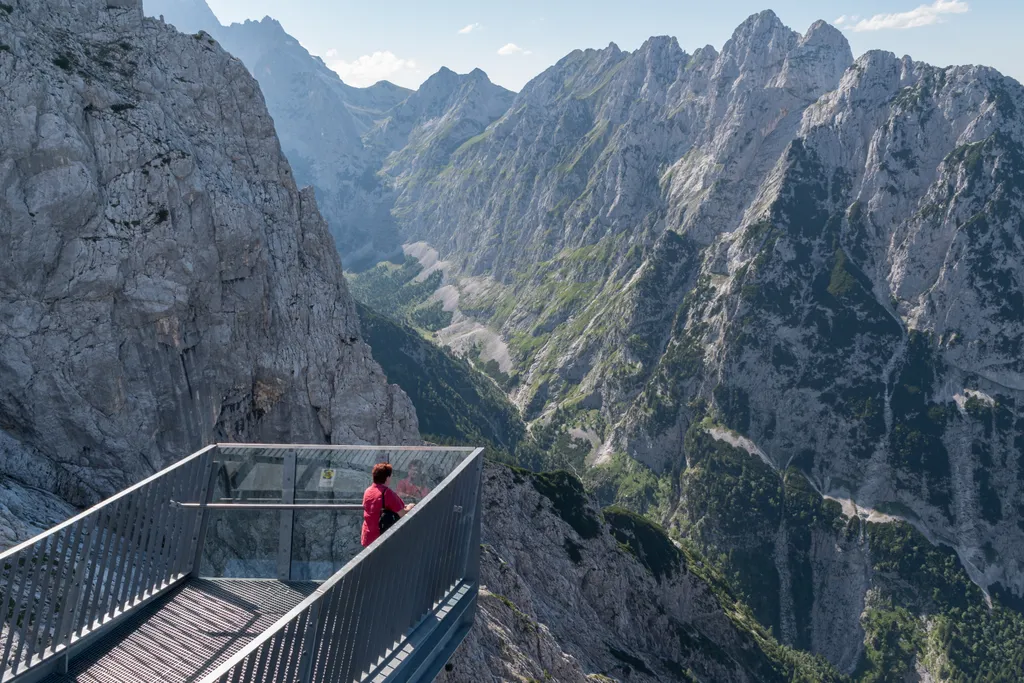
[
  {"left": 277, "top": 452, "right": 296, "bottom": 581},
  {"left": 191, "top": 461, "right": 220, "bottom": 577},
  {"left": 296, "top": 600, "right": 322, "bottom": 683},
  {"left": 462, "top": 452, "right": 485, "bottom": 584}
]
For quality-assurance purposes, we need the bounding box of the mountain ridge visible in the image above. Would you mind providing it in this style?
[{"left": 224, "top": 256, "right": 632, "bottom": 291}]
[{"left": 47, "top": 2, "right": 1024, "bottom": 678}]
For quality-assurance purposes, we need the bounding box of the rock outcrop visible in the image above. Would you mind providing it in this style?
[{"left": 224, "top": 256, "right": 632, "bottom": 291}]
[
  {"left": 0, "top": 0, "right": 417, "bottom": 543},
  {"left": 344, "top": 9, "right": 1024, "bottom": 674},
  {"left": 144, "top": 0, "right": 514, "bottom": 271},
  {"left": 440, "top": 464, "right": 845, "bottom": 683}
]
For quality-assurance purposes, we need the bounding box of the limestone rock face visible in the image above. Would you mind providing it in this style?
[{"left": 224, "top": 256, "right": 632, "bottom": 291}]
[
  {"left": 440, "top": 464, "right": 843, "bottom": 683},
  {"left": 0, "top": 0, "right": 418, "bottom": 529},
  {"left": 144, "top": 0, "right": 514, "bottom": 271},
  {"left": 352, "top": 7, "right": 1024, "bottom": 670}
]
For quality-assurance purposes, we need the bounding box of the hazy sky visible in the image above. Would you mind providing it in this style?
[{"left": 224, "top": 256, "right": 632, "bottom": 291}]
[{"left": 204, "top": 0, "right": 1023, "bottom": 91}]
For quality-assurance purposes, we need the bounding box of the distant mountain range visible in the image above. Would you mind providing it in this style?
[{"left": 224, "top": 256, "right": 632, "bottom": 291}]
[{"left": 144, "top": 2, "right": 1024, "bottom": 679}]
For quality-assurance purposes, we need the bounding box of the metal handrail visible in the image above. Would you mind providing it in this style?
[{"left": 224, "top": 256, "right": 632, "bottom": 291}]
[
  {"left": 0, "top": 445, "right": 217, "bottom": 681},
  {"left": 171, "top": 502, "right": 364, "bottom": 510},
  {"left": 199, "top": 446, "right": 485, "bottom": 683}
]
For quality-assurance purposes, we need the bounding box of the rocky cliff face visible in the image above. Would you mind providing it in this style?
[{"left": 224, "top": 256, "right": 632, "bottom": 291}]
[
  {"left": 441, "top": 464, "right": 845, "bottom": 683},
  {"left": 144, "top": 0, "right": 514, "bottom": 271},
  {"left": 364, "top": 9, "right": 1024, "bottom": 675},
  {"left": 0, "top": 0, "right": 417, "bottom": 542}
]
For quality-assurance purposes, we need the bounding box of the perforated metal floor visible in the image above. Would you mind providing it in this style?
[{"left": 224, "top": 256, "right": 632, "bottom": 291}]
[{"left": 42, "top": 579, "right": 318, "bottom": 683}]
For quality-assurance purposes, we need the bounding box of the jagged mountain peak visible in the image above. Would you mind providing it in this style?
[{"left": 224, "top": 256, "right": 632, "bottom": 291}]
[
  {"left": 800, "top": 18, "right": 851, "bottom": 56},
  {"left": 417, "top": 65, "right": 463, "bottom": 94},
  {"left": 637, "top": 34, "right": 685, "bottom": 60},
  {"left": 729, "top": 8, "right": 790, "bottom": 42}
]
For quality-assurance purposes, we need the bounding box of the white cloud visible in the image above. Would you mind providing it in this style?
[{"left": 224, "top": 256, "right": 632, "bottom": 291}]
[
  {"left": 458, "top": 23, "right": 481, "bottom": 34},
  {"left": 325, "top": 50, "right": 419, "bottom": 87},
  {"left": 497, "top": 43, "right": 527, "bottom": 56},
  {"left": 834, "top": 0, "right": 968, "bottom": 32}
]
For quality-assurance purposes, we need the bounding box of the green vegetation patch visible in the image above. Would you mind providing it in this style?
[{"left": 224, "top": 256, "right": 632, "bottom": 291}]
[
  {"left": 827, "top": 248, "right": 857, "bottom": 298},
  {"left": 347, "top": 256, "right": 442, "bottom": 323},
  {"left": 604, "top": 505, "right": 681, "bottom": 581},
  {"left": 531, "top": 470, "right": 602, "bottom": 539},
  {"left": 357, "top": 302, "right": 526, "bottom": 457},
  {"left": 855, "top": 599, "right": 922, "bottom": 683},
  {"left": 866, "top": 520, "right": 1024, "bottom": 681}
]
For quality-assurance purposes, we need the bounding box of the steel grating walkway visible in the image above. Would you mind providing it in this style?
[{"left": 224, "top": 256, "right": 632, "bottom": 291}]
[{"left": 41, "top": 580, "right": 317, "bottom": 683}]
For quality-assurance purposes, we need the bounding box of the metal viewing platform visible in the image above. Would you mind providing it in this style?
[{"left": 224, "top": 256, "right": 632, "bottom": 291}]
[{"left": 0, "top": 444, "right": 484, "bottom": 683}]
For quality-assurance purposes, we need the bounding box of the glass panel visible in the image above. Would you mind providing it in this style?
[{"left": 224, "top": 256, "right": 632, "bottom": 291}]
[{"left": 195, "top": 447, "right": 477, "bottom": 580}]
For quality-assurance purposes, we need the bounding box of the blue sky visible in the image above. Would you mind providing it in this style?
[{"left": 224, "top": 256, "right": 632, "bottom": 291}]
[{"left": 205, "top": 0, "right": 1023, "bottom": 91}]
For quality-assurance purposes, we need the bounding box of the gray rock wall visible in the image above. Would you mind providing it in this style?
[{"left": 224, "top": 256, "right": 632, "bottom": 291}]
[{"left": 0, "top": 0, "right": 418, "bottom": 538}]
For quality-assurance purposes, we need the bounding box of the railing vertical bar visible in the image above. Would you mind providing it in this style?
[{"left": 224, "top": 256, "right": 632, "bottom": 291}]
[
  {"left": 11, "top": 538, "right": 48, "bottom": 674},
  {"left": 296, "top": 599, "right": 321, "bottom": 683},
  {"left": 154, "top": 466, "right": 188, "bottom": 590},
  {"left": 277, "top": 452, "right": 296, "bottom": 582},
  {"left": 355, "top": 545, "right": 392, "bottom": 680},
  {"left": 0, "top": 548, "right": 31, "bottom": 676},
  {"left": 105, "top": 490, "right": 141, "bottom": 620},
  {"left": 362, "top": 543, "right": 394, "bottom": 675},
  {"left": 447, "top": 470, "right": 469, "bottom": 587},
  {"left": 127, "top": 480, "right": 161, "bottom": 605},
  {"left": 425, "top": 484, "right": 458, "bottom": 615},
  {"left": 168, "top": 456, "right": 196, "bottom": 581},
  {"left": 417, "top": 490, "right": 448, "bottom": 619},
  {"left": 384, "top": 531, "right": 413, "bottom": 658},
  {"left": 148, "top": 469, "right": 180, "bottom": 593},
  {"left": 446, "top": 471, "right": 470, "bottom": 587},
  {"left": 73, "top": 505, "right": 113, "bottom": 638},
  {"left": 238, "top": 640, "right": 260, "bottom": 683},
  {"left": 251, "top": 632, "right": 274, "bottom": 682},
  {"left": 173, "top": 456, "right": 204, "bottom": 576},
  {"left": 228, "top": 656, "right": 244, "bottom": 683},
  {"left": 261, "top": 629, "right": 287, "bottom": 683},
  {"left": 140, "top": 474, "right": 174, "bottom": 598},
  {"left": 111, "top": 488, "right": 146, "bottom": 615},
  {"left": 407, "top": 505, "right": 433, "bottom": 626},
  {"left": 85, "top": 499, "right": 123, "bottom": 630},
  {"left": 330, "top": 567, "right": 364, "bottom": 683},
  {"left": 346, "top": 560, "right": 378, "bottom": 681},
  {"left": 457, "top": 462, "right": 478, "bottom": 581},
  {"left": 380, "top": 533, "right": 413, "bottom": 662},
  {"left": 432, "top": 482, "right": 458, "bottom": 604},
  {"left": 144, "top": 471, "right": 176, "bottom": 593},
  {"left": 21, "top": 533, "right": 58, "bottom": 670},
  {"left": 96, "top": 496, "right": 132, "bottom": 621},
  {"left": 313, "top": 579, "right": 346, "bottom": 681},
  {"left": 280, "top": 610, "right": 308, "bottom": 681},
  {"left": 463, "top": 454, "right": 484, "bottom": 583},
  {"left": 1, "top": 550, "right": 26, "bottom": 676},
  {"left": 191, "top": 460, "right": 220, "bottom": 577},
  {"left": 37, "top": 524, "right": 73, "bottom": 656},
  {"left": 54, "top": 516, "right": 97, "bottom": 653},
  {"left": 274, "top": 613, "right": 300, "bottom": 681},
  {"left": 122, "top": 480, "right": 158, "bottom": 609},
  {"left": 48, "top": 520, "right": 84, "bottom": 656}
]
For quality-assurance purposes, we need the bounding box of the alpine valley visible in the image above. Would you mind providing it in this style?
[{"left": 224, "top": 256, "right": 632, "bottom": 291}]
[{"left": 1, "top": 0, "right": 1022, "bottom": 679}]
